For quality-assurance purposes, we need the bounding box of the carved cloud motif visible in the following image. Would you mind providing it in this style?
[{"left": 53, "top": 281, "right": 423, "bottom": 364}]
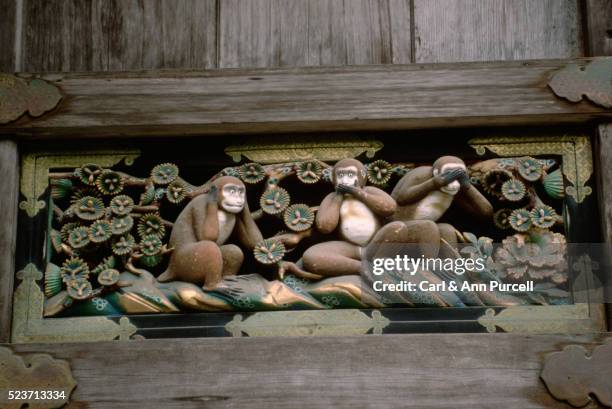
[
  {"left": 0, "top": 347, "right": 76, "bottom": 409},
  {"left": 540, "top": 340, "right": 612, "bottom": 407},
  {"left": 0, "top": 74, "right": 62, "bottom": 124},
  {"left": 548, "top": 59, "right": 612, "bottom": 109}
]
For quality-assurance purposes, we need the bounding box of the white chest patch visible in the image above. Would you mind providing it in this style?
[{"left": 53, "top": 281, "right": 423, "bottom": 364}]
[
  {"left": 216, "top": 210, "right": 236, "bottom": 245},
  {"left": 412, "top": 190, "right": 453, "bottom": 221},
  {"left": 339, "top": 198, "right": 379, "bottom": 246}
]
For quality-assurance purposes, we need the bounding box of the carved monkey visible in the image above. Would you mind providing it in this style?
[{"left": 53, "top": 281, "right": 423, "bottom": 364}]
[
  {"left": 300, "top": 158, "right": 397, "bottom": 276},
  {"left": 157, "top": 176, "right": 263, "bottom": 289}
]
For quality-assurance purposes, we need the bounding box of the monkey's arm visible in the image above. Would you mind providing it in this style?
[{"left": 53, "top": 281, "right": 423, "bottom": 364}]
[
  {"left": 455, "top": 184, "right": 494, "bottom": 220},
  {"left": 351, "top": 186, "right": 397, "bottom": 217},
  {"left": 392, "top": 167, "right": 442, "bottom": 205},
  {"left": 315, "top": 192, "right": 343, "bottom": 234},
  {"left": 193, "top": 194, "right": 219, "bottom": 241},
  {"left": 236, "top": 201, "right": 264, "bottom": 250}
]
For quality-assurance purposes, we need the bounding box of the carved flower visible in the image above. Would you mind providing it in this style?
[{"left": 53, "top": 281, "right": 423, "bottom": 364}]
[
  {"left": 74, "top": 196, "right": 105, "bottom": 221},
  {"left": 112, "top": 234, "right": 135, "bottom": 256},
  {"left": 67, "top": 278, "right": 93, "bottom": 300},
  {"left": 254, "top": 239, "right": 286, "bottom": 264},
  {"left": 165, "top": 180, "right": 187, "bottom": 204},
  {"left": 61, "top": 256, "right": 90, "bottom": 283},
  {"left": 51, "top": 178, "right": 74, "bottom": 200},
  {"left": 111, "top": 215, "right": 134, "bottom": 235},
  {"left": 140, "top": 234, "right": 162, "bottom": 256},
  {"left": 68, "top": 226, "right": 90, "bottom": 249},
  {"left": 137, "top": 213, "right": 166, "bottom": 238},
  {"left": 501, "top": 178, "right": 526, "bottom": 202},
  {"left": 367, "top": 160, "right": 392, "bottom": 186},
  {"left": 140, "top": 254, "right": 162, "bottom": 267},
  {"left": 98, "top": 268, "right": 120, "bottom": 286},
  {"left": 518, "top": 157, "right": 543, "bottom": 181},
  {"left": 61, "top": 222, "right": 81, "bottom": 242},
  {"left": 493, "top": 230, "right": 568, "bottom": 283},
  {"left": 493, "top": 208, "right": 513, "bottom": 230},
  {"left": 260, "top": 187, "right": 291, "bottom": 215},
  {"left": 530, "top": 205, "right": 558, "bottom": 229},
  {"left": 482, "top": 169, "right": 512, "bottom": 197},
  {"left": 508, "top": 208, "right": 532, "bottom": 232},
  {"left": 96, "top": 170, "right": 124, "bottom": 195},
  {"left": 75, "top": 163, "right": 103, "bottom": 186},
  {"left": 283, "top": 204, "right": 314, "bottom": 232},
  {"left": 88, "top": 220, "right": 112, "bottom": 243},
  {"left": 110, "top": 195, "right": 134, "bottom": 216},
  {"left": 151, "top": 163, "right": 179, "bottom": 185},
  {"left": 296, "top": 161, "right": 322, "bottom": 184},
  {"left": 239, "top": 163, "right": 265, "bottom": 184},
  {"left": 91, "top": 255, "right": 116, "bottom": 276}
]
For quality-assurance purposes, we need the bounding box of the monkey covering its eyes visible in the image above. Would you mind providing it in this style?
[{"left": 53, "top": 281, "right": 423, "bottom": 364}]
[{"left": 157, "top": 176, "right": 263, "bottom": 289}]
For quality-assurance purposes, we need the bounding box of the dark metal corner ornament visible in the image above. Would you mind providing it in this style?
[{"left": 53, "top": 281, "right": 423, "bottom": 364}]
[
  {"left": 0, "top": 347, "right": 76, "bottom": 408},
  {"left": 540, "top": 339, "right": 612, "bottom": 408},
  {"left": 0, "top": 74, "right": 62, "bottom": 124},
  {"left": 548, "top": 58, "right": 612, "bottom": 109}
]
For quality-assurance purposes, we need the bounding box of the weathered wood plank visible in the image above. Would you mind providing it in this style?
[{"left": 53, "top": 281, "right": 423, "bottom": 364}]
[
  {"left": 218, "top": 0, "right": 411, "bottom": 68},
  {"left": 22, "top": 0, "right": 217, "bottom": 72},
  {"left": 0, "top": 140, "right": 19, "bottom": 343},
  {"left": 0, "top": 0, "right": 16, "bottom": 72},
  {"left": 596, "top": 124, "right": 612, "bottom": 329},
  {"left": 2, "top": 58, "right": 611, "bottom": 138},
  {"left": 585, "top": 0, "right": 612, "bottom": 56},
  {"left": 8, "top": 333, "right": 610, "bottom": 408},
  {"left": 414, "top": 0, "right": 584, "bottom": 63}
]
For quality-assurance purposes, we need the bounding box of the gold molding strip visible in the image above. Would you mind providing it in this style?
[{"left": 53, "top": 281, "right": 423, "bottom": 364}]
[{"left": 469, "top": 135, "right": 593, "bottom": 203}]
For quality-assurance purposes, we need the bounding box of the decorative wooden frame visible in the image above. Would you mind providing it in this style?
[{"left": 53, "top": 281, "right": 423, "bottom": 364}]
[{"left": 2, "top": 57, "right": 611, "bottom": 344}]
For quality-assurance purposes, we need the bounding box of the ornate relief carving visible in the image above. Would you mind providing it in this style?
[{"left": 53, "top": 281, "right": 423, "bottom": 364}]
[
  {"left": 541, "top": 339, "right": 612, "bottom": 407},
  {"left": 225, "top": 310, "right": 389, "bottom": 337},
  {"left": 20, "top": 150, "right": 140, "bottom": 217},
  {"left": 0, "top": 74, "right": 63, "bottom": 124},
  {"left": 477, "top": 304, "right": 604, "bottom": 333},
  {"left": 12, "top": 264, "right": 137, "bottom": 343},
  {"left": 225, "top": 137, "right": 383, "bottom": 163},
  {"left": 469, "top": 136, "right": 593, "bottom": 203},
  {"left": 548, "top": 58, "right": 612, "bottom": 109},
  {"left": 0, "top": 347, "right": 76, "bottom": 408}
]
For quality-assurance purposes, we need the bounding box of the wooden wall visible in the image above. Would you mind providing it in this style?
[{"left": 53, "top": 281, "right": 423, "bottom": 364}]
[{"left": 1, "top": 0, "right": 590, "bottom": 72}]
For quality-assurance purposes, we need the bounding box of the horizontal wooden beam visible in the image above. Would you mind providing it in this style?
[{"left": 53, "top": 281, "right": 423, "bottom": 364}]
[
  {"left": 3, "top": 58, "right": 612, "bottom": 138},
  {"left": 7, "top": 333, "right": 611, "bottom": 408}
]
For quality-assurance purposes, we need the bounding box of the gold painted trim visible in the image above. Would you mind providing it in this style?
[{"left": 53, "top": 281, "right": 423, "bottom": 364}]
[
  {"left": 20, "top": 150, "right": 140, "bottom": 217},
  {"left": 477, "top": 303, "right": 605, "bottom": 333},
  {"left": 225, "top": 309, "right": 390, "bottom": 337},
  {"left": 225, "top": 137, "right": 383, "bottom": 163},
  {"left": 469, "top": 135, "right": 593, "bottom": 203},
  {"left": 11, "top": 264, "right": 137, "bottom": 343}
]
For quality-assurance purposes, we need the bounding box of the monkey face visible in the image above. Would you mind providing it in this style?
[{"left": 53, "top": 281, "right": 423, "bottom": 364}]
[
  {"left": 334, "top": 166, "right": 360, "bottom": 188},
  {"left": 433, "top": 163, "right": 466, "bottom": 195},
  {"left": 219, "top": 183, "right": 246, "bottom": 213}
]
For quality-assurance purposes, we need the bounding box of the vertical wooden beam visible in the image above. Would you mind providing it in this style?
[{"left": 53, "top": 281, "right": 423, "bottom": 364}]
[
  {"left": 0, "top": 139, "right": 19, "bottom": 343},
  {"left": 596, "top": 124, "right": 612, "bottom": 330},
  {"left": 584, "top": 0, "right": 612, "bottom": 56},
  {"left": 0, "top": 0, "right": 16, "bottom": 72}
]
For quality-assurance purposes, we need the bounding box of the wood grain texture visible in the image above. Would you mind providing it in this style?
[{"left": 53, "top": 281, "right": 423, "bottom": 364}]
[
  {"left": 585, "top": 0, "right": 612, "bottom": 56},
  {"left": 596, "top": 124, "right": 612, "bottom": 330},
  {"left": 8, "top": 333, "right": 611, "bottom": 408},
  {"left": 0, "top": 140, "right": 19, "bottom": 343},
  {"left": 414, "top": 0, "right": 584, "bottom": 63},
  {"left": 218, "top": 0, "right": 412, "bottom": 68},
  {"left": 2, "top": 59, "right": 611, "bottom": 138},
  {"left": 22, "top": 0, "right": 217, "bottom": 72},
  {"left": 0, "top": 0, "right": 16, "bottom": 72}
]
